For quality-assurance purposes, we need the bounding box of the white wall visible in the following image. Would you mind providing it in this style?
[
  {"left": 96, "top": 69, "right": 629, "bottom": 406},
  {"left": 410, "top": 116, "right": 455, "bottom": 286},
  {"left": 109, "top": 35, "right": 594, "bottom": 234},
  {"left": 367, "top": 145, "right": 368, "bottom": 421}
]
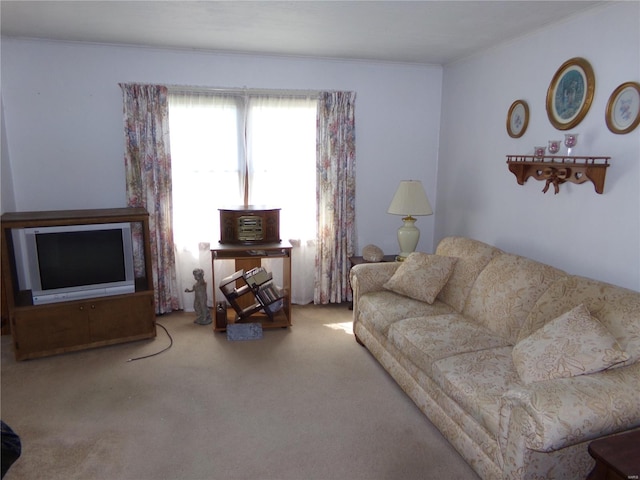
[
  {"left": 3, "top": 3, "right": 639, "bottom": 292},
  {"left": 0, "top": 40, "right": 443, "bottom": 255},
  {"left": 1, "top": 99, "right": 16, "bottom": 213},
  {"left": 437, "top": 2, "right": 640, "bottom": 291}
]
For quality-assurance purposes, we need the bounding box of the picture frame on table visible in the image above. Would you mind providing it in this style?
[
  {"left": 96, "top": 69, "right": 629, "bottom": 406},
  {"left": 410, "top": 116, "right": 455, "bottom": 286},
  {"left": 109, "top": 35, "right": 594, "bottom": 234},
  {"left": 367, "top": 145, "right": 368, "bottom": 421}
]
[
  {"left": 506, "top": 100, "right": 529, "bottom": 138},
  {"left": 546, "top": 57, "right": 595, "bottom": 130},
  {"left": 605, "top": 81, "right": 640, "bottom": 134}
]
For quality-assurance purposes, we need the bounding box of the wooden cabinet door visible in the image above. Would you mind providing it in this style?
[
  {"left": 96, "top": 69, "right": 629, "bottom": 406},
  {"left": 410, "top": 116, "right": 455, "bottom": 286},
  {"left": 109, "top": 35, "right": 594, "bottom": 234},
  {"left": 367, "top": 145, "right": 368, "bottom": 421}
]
[
  {"left": 12, "top": 303, "right": 90, "bottom": 358},
  {"left": 88, "top": 293, "right": 155, "bottom": 342}
]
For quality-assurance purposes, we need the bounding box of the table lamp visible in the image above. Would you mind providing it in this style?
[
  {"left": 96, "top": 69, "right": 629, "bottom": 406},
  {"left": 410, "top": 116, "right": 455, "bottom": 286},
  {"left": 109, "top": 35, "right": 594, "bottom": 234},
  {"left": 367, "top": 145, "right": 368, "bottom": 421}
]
[{"left": 387, "top": 180, "right": 433, "bottom": 260}]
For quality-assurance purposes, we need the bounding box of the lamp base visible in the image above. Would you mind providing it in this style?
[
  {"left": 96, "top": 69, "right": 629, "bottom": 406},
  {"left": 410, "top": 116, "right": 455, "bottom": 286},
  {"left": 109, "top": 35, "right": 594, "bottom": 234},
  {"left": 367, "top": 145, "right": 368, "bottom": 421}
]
[{"left": 396, "top": 216, "right": 420, "bottom": 260}]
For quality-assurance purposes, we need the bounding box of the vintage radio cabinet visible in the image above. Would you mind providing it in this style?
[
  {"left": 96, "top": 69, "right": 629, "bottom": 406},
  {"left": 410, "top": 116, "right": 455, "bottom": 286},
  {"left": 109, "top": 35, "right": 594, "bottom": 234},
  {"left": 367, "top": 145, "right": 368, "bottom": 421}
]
[{"left": 219, "top": 207, "right": 280, "bottom": 244}]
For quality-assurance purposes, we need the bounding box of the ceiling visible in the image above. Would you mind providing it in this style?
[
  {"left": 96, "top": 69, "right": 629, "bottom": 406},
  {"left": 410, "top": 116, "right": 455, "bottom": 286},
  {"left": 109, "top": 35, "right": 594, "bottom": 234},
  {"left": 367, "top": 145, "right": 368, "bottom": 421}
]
[{"left": 1, "top": 1, "right": 604, "bottom": 65}]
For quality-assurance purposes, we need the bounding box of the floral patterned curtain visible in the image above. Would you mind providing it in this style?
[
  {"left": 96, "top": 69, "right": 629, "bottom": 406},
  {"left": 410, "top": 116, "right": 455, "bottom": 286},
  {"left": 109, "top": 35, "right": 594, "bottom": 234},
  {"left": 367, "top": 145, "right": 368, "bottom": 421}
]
[
  {"left": 120, "top": 83, "right": 179, "bottom": 314},
  {"left": 315, "top": 92, "right": 357, "bottom": 304}
]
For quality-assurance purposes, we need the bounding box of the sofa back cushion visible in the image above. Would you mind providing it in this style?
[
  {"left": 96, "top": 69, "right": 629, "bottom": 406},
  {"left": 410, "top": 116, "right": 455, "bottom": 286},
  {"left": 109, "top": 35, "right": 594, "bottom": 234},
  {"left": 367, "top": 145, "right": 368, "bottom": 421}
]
[
  {"left": 519, "top": 275, "right": 640, "bottom": 364},
  {"left": 435, "top": 236, "right": 503, "bottom": 312},
  {"left": 462, "top": 253, "right": 566, "bottom": 344}
]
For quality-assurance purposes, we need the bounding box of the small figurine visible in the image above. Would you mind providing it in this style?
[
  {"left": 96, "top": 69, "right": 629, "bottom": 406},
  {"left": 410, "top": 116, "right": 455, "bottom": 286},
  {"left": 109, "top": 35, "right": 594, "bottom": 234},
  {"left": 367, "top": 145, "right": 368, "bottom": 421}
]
[{"left": 185, "top": 268, "right": 212, "bottom": 325}]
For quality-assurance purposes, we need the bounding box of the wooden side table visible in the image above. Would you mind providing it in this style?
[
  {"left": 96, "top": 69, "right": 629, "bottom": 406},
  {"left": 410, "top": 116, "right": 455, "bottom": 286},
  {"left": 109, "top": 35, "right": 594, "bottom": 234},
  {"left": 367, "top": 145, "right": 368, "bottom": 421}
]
[
  {"left": 587, "top": 429, "right": 640, "bottom": 480},
  {"left": 211, "top": 242, "right": 292, "bottom": 331},
  {"left": 348, "top": 255, "right": 398, "bottom": 309},
  {"left": 349, "top": 255, "right": 398, "bottom": 266}
]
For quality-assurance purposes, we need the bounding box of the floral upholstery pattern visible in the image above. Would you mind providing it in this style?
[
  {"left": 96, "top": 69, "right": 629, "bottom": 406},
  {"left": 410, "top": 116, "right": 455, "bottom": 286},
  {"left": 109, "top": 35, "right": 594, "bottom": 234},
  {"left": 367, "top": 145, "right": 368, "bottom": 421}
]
[
  {"left": 432, "top": 347, "right": 520, "bottom": 436},
  {"left": 383, "top": 252, "right": 457, "bottom": 304},
  {"left": 512, "top": 304, "right": 629, "bottom": 384},
  {"left": 435, "top": 236, "right": 503, "bottom": 313},
  {"left": 498, "top": 363, "right": 640, "bottom": 453},
  {"left": 350, "top": 236, "right": 640, "bottom": 480},
  {"left": 519, "top": 275, "right": 640, "bottom": 364},
  {"left": 357, "top": 291, "right": 454, "bottom": 338},
  {"left": 462, "top": 253, "right": 566, "bottom": 344},
  {"left": 353, "top": 320, "right": 505, "bottom": 479},
  {"left": 388, "top": 315, "right": 509, "bottom": 376}
]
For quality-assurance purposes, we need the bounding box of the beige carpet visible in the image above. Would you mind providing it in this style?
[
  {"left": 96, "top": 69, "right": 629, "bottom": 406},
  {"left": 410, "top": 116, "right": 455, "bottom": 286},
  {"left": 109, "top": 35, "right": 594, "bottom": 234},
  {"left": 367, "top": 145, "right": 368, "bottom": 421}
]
[{"left": 1, "top": 304, "right": 479, "bottom": 480}]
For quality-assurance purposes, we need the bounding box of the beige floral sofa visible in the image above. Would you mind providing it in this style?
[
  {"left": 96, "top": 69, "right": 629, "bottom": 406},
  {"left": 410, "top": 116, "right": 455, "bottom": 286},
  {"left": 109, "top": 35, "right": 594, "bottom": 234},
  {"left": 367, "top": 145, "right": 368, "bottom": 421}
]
[{"left": 350, "top": 236, "right": 640, "bottom": 480}]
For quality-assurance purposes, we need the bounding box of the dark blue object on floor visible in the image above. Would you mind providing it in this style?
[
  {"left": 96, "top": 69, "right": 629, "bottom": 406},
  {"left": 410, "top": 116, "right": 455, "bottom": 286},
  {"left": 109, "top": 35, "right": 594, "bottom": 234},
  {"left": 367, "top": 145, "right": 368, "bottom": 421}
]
[{"left": 1, "top": 420, "right": 21, "bottom": 478}]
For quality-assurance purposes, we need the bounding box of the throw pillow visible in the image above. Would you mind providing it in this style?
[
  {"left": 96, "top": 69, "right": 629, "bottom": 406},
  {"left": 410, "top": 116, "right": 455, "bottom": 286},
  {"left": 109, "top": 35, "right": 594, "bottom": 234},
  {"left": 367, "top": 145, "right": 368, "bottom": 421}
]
[
  {"left": 512, "top": 304, "right": 629, "bottom": 384},
  {"left": 383, "top": 252, "right": 457, "bottom": 304}
]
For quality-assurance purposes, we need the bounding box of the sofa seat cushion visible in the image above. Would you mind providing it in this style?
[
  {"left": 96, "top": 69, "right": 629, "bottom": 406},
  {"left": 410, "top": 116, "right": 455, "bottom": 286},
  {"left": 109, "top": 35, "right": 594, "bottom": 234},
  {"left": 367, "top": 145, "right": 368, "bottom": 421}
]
[
  {"left": 432, "top": 347, "right": 521, "bottom": 436},
  {"left": 357, "top": 291, "right": 455, "bottom": 336},
  {"left": 388, "top": 314, "right": 510, "bottom": 377}
]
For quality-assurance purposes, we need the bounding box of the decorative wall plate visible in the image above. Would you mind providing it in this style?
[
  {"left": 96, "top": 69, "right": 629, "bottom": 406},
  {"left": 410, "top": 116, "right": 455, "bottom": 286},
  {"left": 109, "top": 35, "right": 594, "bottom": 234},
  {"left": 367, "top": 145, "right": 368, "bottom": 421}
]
[
  {"left": 546, "top": 57, "right": 595, "bottom": 130},
  {"left": 606, "top": 81, "right": 640, "bottom": 134},
  {"left": 507, "top": 100, "right": 529, "bottom": 138}
]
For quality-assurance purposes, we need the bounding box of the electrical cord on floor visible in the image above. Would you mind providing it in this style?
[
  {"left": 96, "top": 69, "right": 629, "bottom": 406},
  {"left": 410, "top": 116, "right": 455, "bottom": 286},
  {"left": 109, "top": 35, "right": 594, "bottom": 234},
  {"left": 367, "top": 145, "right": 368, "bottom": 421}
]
[{"left": 127, "top": 322, "right": 173, "bottom": 362}]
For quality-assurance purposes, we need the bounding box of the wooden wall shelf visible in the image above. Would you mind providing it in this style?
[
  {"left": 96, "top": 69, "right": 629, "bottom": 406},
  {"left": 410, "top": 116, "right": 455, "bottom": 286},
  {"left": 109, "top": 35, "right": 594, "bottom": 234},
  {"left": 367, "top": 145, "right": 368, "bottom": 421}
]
[{"left": 506, "top": 155, "right": 610, "bottom": 194}]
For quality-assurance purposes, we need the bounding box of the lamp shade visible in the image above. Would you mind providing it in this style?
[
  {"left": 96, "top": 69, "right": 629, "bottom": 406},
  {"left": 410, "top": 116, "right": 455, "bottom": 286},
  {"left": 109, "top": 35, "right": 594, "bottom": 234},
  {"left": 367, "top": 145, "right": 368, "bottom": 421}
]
[{"left": 387, "top": 180, "right": 433, "bottom": 216}]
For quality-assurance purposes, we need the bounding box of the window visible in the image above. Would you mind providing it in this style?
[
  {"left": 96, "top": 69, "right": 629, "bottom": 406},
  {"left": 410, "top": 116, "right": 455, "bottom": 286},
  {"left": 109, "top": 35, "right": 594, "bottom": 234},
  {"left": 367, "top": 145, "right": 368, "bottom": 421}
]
[{"left": 168, "top": 91, "right": 318, "bottom": 307}]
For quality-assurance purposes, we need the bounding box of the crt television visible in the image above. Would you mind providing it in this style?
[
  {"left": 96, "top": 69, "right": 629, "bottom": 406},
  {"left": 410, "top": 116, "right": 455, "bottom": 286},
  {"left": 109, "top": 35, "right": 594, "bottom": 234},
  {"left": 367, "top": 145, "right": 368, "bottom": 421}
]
[{"left": 12, "top": 223, "right": 136, "bottom": 305}]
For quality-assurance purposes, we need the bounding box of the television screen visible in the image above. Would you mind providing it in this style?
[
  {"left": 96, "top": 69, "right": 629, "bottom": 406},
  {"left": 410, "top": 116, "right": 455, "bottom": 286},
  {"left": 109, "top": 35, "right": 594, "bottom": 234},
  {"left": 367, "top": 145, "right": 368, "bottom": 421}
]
[
  {"left": 12, "top": 222, "right": 136, "bottom": 305},
  {"left": 36, "top": 229, "right": 127, "bottom": 290}
]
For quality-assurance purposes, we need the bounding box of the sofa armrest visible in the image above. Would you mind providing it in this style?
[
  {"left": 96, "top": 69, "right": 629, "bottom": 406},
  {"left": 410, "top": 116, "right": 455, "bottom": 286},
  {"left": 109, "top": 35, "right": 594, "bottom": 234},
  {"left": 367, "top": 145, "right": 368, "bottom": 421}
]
[
  {"left": 350, "top": 263, "right": 400, "bottom": 321},
  {"left": 498, "top": 362, "right": 640, "bottom": 455},
  {"left": 350, "top": 262, "right": 400, "bottom": 296}
]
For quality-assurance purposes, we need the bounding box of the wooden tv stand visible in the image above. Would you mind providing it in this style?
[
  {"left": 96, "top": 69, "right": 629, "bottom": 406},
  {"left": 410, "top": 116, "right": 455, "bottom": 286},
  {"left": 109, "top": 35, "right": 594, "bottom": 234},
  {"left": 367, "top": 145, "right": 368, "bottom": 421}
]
[{"left": 1, "top": 208, "right": 156, "bottom": 360}]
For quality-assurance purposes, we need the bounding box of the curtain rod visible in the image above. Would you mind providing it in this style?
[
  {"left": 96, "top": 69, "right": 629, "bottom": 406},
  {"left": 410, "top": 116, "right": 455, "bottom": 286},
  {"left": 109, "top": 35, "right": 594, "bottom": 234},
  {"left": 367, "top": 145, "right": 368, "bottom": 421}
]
[{"left": 166, "top": 84, "right": 323, "bottom": 99}]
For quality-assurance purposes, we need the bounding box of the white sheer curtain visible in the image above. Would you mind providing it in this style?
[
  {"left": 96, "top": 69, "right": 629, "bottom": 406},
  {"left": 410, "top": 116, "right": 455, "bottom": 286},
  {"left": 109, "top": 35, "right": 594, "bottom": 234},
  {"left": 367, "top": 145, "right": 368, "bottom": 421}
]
[{"left": 168, "top": 91, "right": 317, "bottom": 309}]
